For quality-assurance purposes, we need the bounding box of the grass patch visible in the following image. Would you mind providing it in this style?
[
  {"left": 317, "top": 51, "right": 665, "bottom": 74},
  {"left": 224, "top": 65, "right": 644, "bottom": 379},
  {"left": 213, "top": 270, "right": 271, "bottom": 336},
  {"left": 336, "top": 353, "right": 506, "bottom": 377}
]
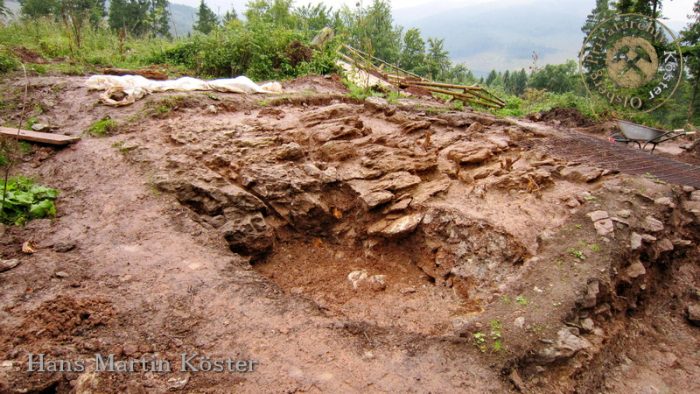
[
  {"left": 87, "top": 117, "right": 118, "bottom": 137},
  {"left": 0, "top": 177, "right": 58, "bottom": 225}
]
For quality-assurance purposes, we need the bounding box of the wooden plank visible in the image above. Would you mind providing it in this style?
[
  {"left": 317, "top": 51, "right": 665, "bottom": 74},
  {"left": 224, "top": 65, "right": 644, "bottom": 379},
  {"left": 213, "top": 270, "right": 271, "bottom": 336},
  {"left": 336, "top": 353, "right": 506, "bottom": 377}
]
[{"left": 0, "top": 127, "right": 80, "bottom": 145}]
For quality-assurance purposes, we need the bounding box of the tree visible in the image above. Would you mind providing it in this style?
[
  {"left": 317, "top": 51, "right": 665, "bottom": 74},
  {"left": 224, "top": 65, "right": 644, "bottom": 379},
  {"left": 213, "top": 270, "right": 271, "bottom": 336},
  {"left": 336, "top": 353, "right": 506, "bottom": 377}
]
[
  {"left": 150, "top": 0, "right": 171, "bottom": 38},
  {"left": 582, "top": 0, "right": 613, "bottom": 37},
  {"left": 20, "top": 0, "right": 59, "bottom": 18},
  {"left": 223, "top": 7, "right": 237, "bottom": 24},
  {"left": 485, "top": 70, "right": 498, "bottom": 86},
  {"left": 109, "top": 0, "right": 151, "bottom": 37},
  {"left": 294, "top": 2, "right": 332, "bottom": 31},
  {"left": 681, "top": 0, "right": 700, "bottom": 123},
  {"left": 503, "top": 70, "right": 512, "bottom": 93},
  {"left": 614, "top": 0, "right": 662, "bottom": 17},
  {"left": 108, "top": 0, "right": 169, "bottom": 37},
  {"left": 399, "top": 28, "right": 425, "bottom": 74},
  {"left": 57, "top": 0, "right": 106, "bottom": 48},
  {"left": 342, "top": 0, "right": 401, "bottom": 64},
  {"left": 443, "top": 63, "right": 476, "bottom": 85},
  {"left": 426, "top": 37, "right": 449, "bottom": 80},
  {"left": 513, "top": 69, "right": 528, "bottom": 96},
  {"left": 528, "top": 60, "right": 578, "bottom": 93},
  {"left": 0, "top": 0, "right": 10, "bottom": 18},
  {"left": 195, "top": 0, "right": 218, "bottom": 34},
  {"left": 245, "top": 0, "right": 295, "bottom": 28}
]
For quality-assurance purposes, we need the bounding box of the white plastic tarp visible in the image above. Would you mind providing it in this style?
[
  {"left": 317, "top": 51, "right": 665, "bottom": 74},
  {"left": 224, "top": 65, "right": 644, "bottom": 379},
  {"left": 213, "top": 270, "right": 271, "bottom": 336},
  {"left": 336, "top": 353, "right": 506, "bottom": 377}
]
[{"left": 86, "top": 75, "right": 283, "bottom": 106}]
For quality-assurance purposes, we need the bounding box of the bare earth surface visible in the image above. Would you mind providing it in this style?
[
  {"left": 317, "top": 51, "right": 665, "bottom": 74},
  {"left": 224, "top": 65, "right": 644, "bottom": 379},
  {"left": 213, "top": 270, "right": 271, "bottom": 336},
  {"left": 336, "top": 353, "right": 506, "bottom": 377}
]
[{"left": 0, "top": 75, "right": 699, "bottom": 393}]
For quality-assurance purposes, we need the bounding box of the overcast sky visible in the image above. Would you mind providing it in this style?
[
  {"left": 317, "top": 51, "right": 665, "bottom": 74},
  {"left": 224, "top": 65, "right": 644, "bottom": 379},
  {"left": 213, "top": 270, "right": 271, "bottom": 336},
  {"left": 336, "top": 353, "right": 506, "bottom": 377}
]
[{"left": 172, "top": 0, "right": 696, "bottom": 28}]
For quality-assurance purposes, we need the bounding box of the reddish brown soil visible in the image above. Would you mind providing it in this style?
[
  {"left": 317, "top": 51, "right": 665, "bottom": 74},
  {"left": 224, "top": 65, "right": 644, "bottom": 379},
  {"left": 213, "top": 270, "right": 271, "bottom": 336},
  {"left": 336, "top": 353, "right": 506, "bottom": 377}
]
[{"left": 0, "top": 75, "right": 698, "bottom": 393}]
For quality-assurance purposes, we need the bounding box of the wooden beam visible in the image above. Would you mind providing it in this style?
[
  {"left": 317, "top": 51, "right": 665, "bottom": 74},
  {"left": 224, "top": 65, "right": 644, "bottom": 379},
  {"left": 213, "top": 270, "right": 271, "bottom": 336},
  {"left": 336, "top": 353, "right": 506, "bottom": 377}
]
[{"left": 0, "top": 127, "right": 80, "bottom": 145}]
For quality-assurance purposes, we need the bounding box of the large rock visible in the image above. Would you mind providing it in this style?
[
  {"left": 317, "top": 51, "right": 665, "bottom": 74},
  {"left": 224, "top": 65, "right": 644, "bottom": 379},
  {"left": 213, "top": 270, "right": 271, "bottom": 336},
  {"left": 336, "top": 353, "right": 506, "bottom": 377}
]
[
  {"left": 155, "top": 176, "right": 265, "bottom": 215},
  {"left": 643, "top": 216, "right": 664, "bottom": 233},
  {"left": 580, "top": 280, "right": 599, "bottom": 308},
  {"left": 560, "top": 166, "right": 603, "bottom": 183},
  {"left": 221, "top": 212, "right": 274, "bottom": 258},
  {"left": 410, "top": 177, "right": 452, "bottom": 205},
  {"left": 594, "top": 219, "right": 614, "bottom": 236},
  {"left": 0, "top": 259, "right": 21, "bottom": 273},
  {"left": 369, "top": 213, "right": 423, "bottom": 238},
  {"left": 276, "top": 142, "right": 304, "bottom": 161},
  {"left": 536, "top": 327, "right": 592, "bottom": 364},
  {"left": 361, "top": 191, "right": 394, "bottom": 208},
  {"left": 447, "top": 142, "right": 494, "bottom": 165}
]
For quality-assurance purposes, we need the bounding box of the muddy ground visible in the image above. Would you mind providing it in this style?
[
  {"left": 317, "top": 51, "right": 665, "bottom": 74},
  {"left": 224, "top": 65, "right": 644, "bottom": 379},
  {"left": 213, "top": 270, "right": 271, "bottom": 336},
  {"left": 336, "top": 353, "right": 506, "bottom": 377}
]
[{"left": 0, "top": 75, "right": 699, "bottom": 393}]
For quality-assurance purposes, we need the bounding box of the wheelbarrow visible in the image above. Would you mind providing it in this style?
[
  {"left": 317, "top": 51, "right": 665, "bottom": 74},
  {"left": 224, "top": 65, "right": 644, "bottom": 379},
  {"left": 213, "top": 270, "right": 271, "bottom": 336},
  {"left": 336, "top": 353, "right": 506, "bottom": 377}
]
[{"left": 610, "top": 120, "right": 695, "bottom": 153}]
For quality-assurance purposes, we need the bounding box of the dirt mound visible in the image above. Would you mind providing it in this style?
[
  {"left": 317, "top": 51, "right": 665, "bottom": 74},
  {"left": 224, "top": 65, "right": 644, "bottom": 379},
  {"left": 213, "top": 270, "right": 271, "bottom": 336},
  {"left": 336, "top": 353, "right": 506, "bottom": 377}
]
[
  {"left": 680, "top": 138, "right": 700, "bottom": 165},
  {"left": 12, "top": 47, "right": 46, "bottom": 64},
  {"left": 283, "top": 74, "right": 348, "bottom": 95},
  {"left": 529, "top": 107, "right": 594, "bottom": 128}
]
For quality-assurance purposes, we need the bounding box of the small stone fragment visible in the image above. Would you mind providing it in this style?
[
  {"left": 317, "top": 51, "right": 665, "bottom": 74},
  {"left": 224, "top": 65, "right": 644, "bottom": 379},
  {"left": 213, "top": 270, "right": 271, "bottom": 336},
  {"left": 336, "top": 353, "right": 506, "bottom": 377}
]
[
  {"left": 587, "top": 210, "right": 609, "bottom": 222},
  {"left": 630, "top": 232, "right": 642, "bottom": 250},
  {"left": 625, "top": 262, "right": 646, "bottom": 279},
  {"left": 276, "top": 142, "right": 304, "bottom": 161},
  {"left": 561, "top": 166, "right": 603, "bottom": 183},
  {"left": 643, "top": 216, "right": 664, "bottom": 232},
  {"left": 53, "top": 242, "right": 77, "bottom": 253},
  {"left": 581, "top": 280, "right": 599, "bottom": 308},
  {"left": 368, "top": 275, "right": 387, "bottom": 291},
  {"left": 371, "top": 213, "right": 423, "bottom": 238},
  {"left": 580, "top": 318, "right": 595, "bottom": 333},
  {"left": 514, "top": 317, "right": 525, "bottom": 329},
  {"left": 687, "top": 304, "right": 700, "bottom": 326},
  {"left": 0, "top": 259, "right": 21, "bottom": 273},
  {"left": 594, "top": 219, "right": 614, "bottom": 236},
  {"left": 54, "top": 271, "right": 69, "bottom": 279},
  {"left": 654, "top": 197, "right": 675, "bottom": 208},
  {"left": 347, "top": 270, "right": 368, "bottom": 290},
  {"left": 31, "top": 123, "right": 50, "bottom": 132},
  {"left": 362, "top": 191, "right": 394, "bottom": 209},
  {"left": 22, "top": 241, "right": 36, "bottom": 254},
  {"left": 566, "top": 198, "right": 580, "bottom": 208},
  {"left": 617, "top": 209, "right": 632, "bottom": 219},
  {"left": 466, "top": 122, "right": 484, "bottom": 133},
  {"left": 384, "top": 197, "right": 412, "bottom": 213}
]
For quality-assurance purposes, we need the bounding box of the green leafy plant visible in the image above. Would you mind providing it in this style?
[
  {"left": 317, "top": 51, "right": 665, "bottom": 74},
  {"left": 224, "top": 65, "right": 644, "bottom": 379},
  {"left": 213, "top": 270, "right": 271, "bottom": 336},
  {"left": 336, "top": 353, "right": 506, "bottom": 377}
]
[
  {"left": 0, "top": 177, "right": 58, "bottom": 225},
  {"left": 568, "top": 248, "right": 586, "bottom": 260},
  {"left": 473, "top": 332, "right": 487, "bottom": 352},
  {"left": 490, "top": 320, "right": 503, "bottom": 352}
]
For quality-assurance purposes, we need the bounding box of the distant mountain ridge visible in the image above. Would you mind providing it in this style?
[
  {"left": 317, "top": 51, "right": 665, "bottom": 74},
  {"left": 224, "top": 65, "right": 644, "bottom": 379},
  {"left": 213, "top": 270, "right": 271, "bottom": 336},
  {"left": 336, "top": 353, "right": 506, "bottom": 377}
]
[{"left": 393, "top": 0, "right": 592, "bottom": 74}]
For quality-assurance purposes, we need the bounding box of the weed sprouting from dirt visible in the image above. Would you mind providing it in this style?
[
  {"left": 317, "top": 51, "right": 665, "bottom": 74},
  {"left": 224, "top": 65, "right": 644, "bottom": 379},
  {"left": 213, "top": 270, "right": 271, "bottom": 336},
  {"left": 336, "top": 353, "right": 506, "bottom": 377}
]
[
  {"left": 88, "top": 117, "right": 118, "bottom": 137},
  {"left": 568, "top": 248, "right": 586, "bottom": 260},
  {"left": 516, "top": 295, "right": 529, "bottom": 306}
]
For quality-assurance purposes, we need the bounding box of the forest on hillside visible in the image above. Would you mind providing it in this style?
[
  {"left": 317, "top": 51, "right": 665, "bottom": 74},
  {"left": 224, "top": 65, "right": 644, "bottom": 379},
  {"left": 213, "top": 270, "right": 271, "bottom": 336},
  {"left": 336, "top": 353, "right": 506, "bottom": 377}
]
[{"left": 0, "top": 0, "right": 698, "bottom": 128}]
